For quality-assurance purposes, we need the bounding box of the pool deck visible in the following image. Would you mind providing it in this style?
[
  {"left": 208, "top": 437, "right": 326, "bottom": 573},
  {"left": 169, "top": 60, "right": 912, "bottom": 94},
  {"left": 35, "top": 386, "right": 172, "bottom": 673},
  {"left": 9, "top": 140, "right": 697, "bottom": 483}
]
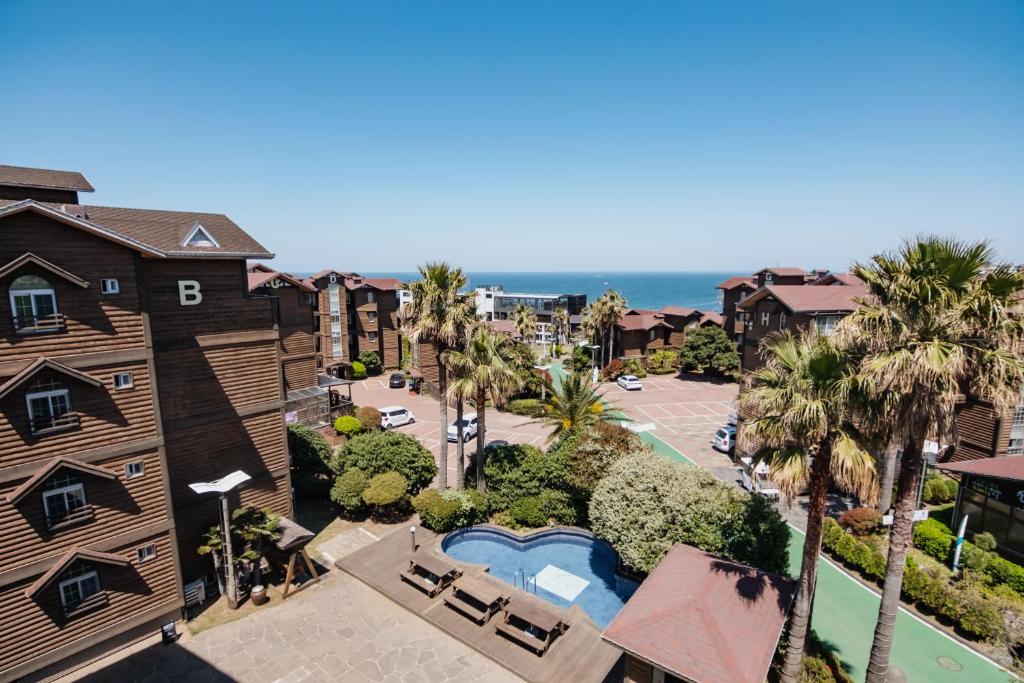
[{"left": 335, "top": 525, "right": 623, "bottom": 683}]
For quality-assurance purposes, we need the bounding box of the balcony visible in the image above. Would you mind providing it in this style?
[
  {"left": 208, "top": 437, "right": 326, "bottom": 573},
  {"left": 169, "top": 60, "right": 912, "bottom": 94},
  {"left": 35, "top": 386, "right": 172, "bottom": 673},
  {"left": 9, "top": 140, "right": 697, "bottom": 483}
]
[
  {"left": 46, "top": 504, "right": 96, "bottom": 531},
  {"left": 30, "top": 412, "right": 80, "bottom": 435},
  {"left": 12, "top": 313, "right": 66, "bottom": 335}
]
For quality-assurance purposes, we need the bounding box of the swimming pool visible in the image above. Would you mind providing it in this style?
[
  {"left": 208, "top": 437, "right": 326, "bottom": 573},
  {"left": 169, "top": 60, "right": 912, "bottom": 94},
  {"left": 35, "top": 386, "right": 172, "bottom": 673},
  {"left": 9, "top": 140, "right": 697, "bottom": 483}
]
[{"left": 441, "top": 526, "right": 638, "bottom": 628}]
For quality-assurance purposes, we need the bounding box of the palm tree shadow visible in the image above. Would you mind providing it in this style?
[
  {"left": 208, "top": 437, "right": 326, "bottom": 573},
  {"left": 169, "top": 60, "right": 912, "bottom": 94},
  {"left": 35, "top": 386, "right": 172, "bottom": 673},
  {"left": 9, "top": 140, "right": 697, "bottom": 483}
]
[{"left": 708, "top": 558, "right": 796, "bottom": 614}]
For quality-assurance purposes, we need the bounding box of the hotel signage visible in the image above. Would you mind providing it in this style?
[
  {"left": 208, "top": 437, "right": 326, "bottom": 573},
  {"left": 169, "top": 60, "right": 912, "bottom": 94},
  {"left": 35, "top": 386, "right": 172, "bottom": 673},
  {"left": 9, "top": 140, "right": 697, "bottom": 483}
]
[{"left": 965, "top": 475, "right": 1024, "bottom": 510}]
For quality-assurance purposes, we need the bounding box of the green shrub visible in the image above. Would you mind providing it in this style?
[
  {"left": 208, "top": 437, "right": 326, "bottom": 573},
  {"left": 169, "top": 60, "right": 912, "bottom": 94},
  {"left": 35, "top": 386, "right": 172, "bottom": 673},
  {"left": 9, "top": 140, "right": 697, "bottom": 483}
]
[
  {"left": 335, "top": 430, "right": 437, "bottom": 493},
  {"left": 506, "top": 398, "right": 544, "bottom": 417},
  {"left": 822, "top": 519, "right": 887, "bottom": 580},
  {"left": 973, "top": 531, "right": 998, "bottom": 552},
  {"left": 362, "top": 472, "right": 409, "bottom": 511},
  {"left": 822, "top": 517, "right": 844, "bottom": 548},
  {"left": 960, "top": 543, "right": 992, "bottom": 573},
  {"left": 913, "top": 518, "right": 953, "bottom": 561},
  {"left": 509, "top": 496, "right": 549, "bottom": 528},
  {"left": 570, "top": 345, "right": 592, "bottom": 372},
  {"left": 412, "top": 488, "right": 486, "bottom": 532},
  {"left": 589, "top": 450, "right": 789, "bottom": 575},
  {"left": 647, "top": 349, "right": 678, "bottom": 374},
  {"left": 331, "top": 468, "right": 368, "bottom": 513},
  {"left": 287, "top": 425, "right": 334, "bottom": 497},
  {"left": 801, "top": 655, "right": 838, "bottom": 683},
  {"left": 358, "top": 351, "right": 382, "bottom": 375},
  {"left": 465, "top": 443, "right": 570, "bottom": 513},
  {"left": 944, "top": 478, "right": 959, "bottom": 501},
  {"left": 838, "top": 507, "right": 882, "bottom": 535},
  {"left": 987, "top": 555, "right": 1024, "bottom": 594},
  {"left": 956, "top": 590, "right": 1004, "bottom": 641},
  {"left": 334, "top": 415, "right": 363, "bottom": 436},
  {"left": 552, "top": 422, "right": 645, "bottom": 498},
  {"left": 622, "top": 358, "right": 648, "bottom": 378},
  {"left": 923, "top": 475, "right": 958, "bottom": 504},
  {"left": 678, "top": 325, "right": 740, "bottom": 375},
  {"left": 490, "top": 510, "right": 518, "bottom": 529},
  {"left": 355, "top": 406, "right": 382, "bottom": 432},
  {"left": 351, "top": 361, "right": 367, "bottom": 379}
]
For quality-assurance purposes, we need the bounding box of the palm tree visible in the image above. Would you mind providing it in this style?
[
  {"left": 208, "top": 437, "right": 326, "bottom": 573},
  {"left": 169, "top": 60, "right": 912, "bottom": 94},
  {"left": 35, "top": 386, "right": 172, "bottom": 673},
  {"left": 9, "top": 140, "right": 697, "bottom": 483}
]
[
  {"left": 598, "top": 290, "right": 626, "bottom": 370},
  {"left": 402, "top": 262, "right": 477, "bottom": 490},
  {"left": 443, "top": 325, "right": 525, "bottom": 491},
  {"left": 580, "top": 304, "right": 602, "bottom": 367},
  {"left": 534, "top": 370, "right": 623, "bottom": 440},
  {"left": 552, "top": 308, "right": 571, "bottom": 348},
  {"left": 839, "top": 237, "right": 1024, "bottom": 683},
  {"left": 511, "top": 303, "right": 538, "bottom": 345},
  {"left": 740, "top": 331, "right": 878, "bottom": 683}
]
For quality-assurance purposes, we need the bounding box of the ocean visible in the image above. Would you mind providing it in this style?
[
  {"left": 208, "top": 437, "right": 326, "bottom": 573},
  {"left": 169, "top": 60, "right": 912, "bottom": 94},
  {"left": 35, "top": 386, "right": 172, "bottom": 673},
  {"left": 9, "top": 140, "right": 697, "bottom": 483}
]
[{"left": 357, "top": 271, "right": 731, "bottom": 311}]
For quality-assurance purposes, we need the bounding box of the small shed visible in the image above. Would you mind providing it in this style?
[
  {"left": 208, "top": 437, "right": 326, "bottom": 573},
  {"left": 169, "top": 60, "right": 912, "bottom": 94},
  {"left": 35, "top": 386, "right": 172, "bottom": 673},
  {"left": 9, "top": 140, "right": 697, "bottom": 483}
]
[{"left": 936, "top": 456, "right": 1024, "bottom": 559}]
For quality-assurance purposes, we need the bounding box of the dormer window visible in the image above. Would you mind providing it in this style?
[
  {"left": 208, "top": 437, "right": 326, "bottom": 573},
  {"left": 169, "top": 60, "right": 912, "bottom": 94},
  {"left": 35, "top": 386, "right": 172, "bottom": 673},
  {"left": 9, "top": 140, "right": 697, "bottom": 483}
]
[
  {"left": 10, "top": 274, "right": 60, "bottom": 333},
  {"left": 183, "top": 223, "right": 220, "bottom": 248},
  {"left": 26, "top": 378, "right": 76, "bottom": 434},
  {"left": 58, "top": 563, "right": 101, "bottom": 613},
  {"left": 43, "top": 472, "right": 89, "bottom": 529}
]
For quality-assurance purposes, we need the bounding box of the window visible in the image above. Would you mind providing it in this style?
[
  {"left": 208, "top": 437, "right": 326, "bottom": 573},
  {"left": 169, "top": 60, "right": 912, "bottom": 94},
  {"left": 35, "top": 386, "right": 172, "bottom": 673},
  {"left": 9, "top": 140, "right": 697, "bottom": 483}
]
[
  {"left": 58, "top": 564, "right": 101, "bottom": 612},
  {"left": 779, "top": 312, "right": 787, "bottom": 330},
  {"left": 136, "top": 544, "right": 157, "bottom": 563},
  {"left": 26, "top": 379, "right": 74, "bottom": 433},
  {"left": 125, "top": 461, "right": 145, "bottom": 479},
  {"left": 99, "top": 278, "right": 120, "bottom": 294},
  {"left": 368, "top": 331, "right": 378, "bottom": 342},
  {"left": 649, "top": 329, "right": 657, "bottom": 341},
  {"left": 10, "top": 274, "right": 58, "bottom": 332},
  {"left": 329, "top": 312, "right": 341, "bottom": 323},
  {"left": 367, "top": 291, "right": 376, "bottom": 304},
  {"left": 761, "top": 311, "right": 770, "bottom": 327},
  {"left": 183, "top": 223, "right": 219, "bottom": 248},
  {"left": 1010, "top": 439, "right": 1024, "bottom": 456},
  {"left": 112, "top": 372, "right": 134, "bottom": 390},
  {"left": 815, "top": 315, "right": 841, "bottom": 336},
  {"left": 368, "top": 312, "right": 377, "bottom": 322},
  {"left": 43, "top": 473, "right": 87, "bottom": 528}
]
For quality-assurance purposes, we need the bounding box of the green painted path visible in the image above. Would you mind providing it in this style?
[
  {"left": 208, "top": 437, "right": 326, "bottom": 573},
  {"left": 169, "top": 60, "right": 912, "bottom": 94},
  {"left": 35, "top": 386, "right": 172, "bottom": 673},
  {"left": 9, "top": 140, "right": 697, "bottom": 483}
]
[{"left": 638, "top": 430, "right": 1013, "bottom": 682}]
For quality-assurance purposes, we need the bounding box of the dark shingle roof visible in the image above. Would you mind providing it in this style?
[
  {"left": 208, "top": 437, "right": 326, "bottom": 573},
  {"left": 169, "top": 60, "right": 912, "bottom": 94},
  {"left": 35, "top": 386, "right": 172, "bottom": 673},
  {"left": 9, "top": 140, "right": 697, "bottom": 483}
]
[
  {"left": 0, "top": 164, "right": 94, "bottom": 192},
  {"left": 937, "top": 457, "right": 1024, "bottom": 483}
]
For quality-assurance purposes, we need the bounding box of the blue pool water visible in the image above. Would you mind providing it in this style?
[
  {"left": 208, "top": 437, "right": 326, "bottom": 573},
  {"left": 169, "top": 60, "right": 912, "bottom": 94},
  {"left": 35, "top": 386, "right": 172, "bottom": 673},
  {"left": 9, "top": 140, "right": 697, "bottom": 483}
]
[{"left": 442, "top": 528, "right": 638, "bottom": 628}]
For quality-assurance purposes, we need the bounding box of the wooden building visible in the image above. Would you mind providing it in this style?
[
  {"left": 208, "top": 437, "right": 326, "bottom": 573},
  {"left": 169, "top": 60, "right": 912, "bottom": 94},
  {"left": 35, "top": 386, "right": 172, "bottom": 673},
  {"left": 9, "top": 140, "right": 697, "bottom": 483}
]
[
  {"left": 247, "top": 264, "right": 328, "bottom": 428},
  {"left": 716, "top": 275, "right": 756, "bottom": 344},
  {"left": 0, "top": 165, "right": 291, "bottom": 680},
  {"left": 614, "top": 310, "right": 673, "bottom": 361}
]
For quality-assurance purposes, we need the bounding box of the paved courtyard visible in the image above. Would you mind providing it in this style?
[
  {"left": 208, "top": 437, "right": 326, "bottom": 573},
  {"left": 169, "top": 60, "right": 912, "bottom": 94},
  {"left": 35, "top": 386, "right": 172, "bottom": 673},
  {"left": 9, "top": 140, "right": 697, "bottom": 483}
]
[{"left": 349, "top": 378, "right": 552, "bottom": 485}]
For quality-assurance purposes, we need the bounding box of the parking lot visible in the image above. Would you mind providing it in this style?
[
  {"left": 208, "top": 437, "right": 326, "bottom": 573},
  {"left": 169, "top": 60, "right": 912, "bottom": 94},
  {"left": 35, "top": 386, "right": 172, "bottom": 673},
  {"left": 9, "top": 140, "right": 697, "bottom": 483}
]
[{"left": 349, "top": 377, "right": 552, "bottom": 485}]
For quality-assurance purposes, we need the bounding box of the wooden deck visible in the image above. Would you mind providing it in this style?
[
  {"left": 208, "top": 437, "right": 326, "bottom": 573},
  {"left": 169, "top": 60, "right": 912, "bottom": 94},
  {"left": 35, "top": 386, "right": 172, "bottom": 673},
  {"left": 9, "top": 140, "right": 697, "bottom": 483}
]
[{"left": 335, "top": 526, "right": 624, "bottom": 683}]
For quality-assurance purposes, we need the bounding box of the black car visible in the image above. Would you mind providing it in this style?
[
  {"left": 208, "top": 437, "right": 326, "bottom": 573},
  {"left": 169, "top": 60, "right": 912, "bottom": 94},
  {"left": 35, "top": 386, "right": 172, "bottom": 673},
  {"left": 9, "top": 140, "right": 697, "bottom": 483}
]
[{"left": 388, "top": 372, "right": 406, "bottom": 388}]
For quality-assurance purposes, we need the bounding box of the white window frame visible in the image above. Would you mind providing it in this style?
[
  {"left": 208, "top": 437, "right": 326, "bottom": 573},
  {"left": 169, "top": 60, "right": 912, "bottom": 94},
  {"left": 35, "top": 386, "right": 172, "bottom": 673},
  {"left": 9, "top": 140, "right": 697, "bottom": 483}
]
[
  {"left": 136, "top": 544, "right": 157, "bottom": 563},
  {"left": 779, "top": 312, "right": 786, "bottom": 330},
  {"left": 649, "top": 329, "right": 657, "bottom": 341},
  {"left": 26, "top": 387, "right": 72, "bottom": 432},
  {"left": 58, "top": 568, "right": 101, "bottom": 611},
  {"left": 43, "top": 482, "right": 87, "bottom": 521},
  {"left": 182, "top": 222, "right": 220, "bottom": 248},
  {"left": 125, "top": 461, "right": 145, "bottom": 479},
  {"left": 367, "top": 291, "right": 376, "bottom": 304},
  {"left": 10, "top": 285, "right": 58, "bottom": 326},
  {"left": 816, "top": 315, "right": 840, "bottom": 336},
  {"left": 112, "top": 372, "right": 134, "bottom": 390},
  {"left": 99, "top": 278, "right": 120, "bottom": 294}
]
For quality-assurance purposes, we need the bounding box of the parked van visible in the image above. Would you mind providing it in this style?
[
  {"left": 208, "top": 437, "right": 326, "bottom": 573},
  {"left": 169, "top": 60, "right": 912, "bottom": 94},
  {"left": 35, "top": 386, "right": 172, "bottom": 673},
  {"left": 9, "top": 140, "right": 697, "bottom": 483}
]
[{"left": 739, "top": 457, "right": 780, "bottom": 500}]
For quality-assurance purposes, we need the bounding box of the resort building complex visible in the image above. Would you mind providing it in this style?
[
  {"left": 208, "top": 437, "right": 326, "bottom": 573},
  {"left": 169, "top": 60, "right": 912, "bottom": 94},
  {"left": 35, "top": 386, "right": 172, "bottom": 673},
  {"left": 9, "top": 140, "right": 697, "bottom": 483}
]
[
  {"left": 474, "top": 285, "right": 586, "bottom": 345},
  {"left": 0, "top": 165, "right": 293, "bottom": 680}
]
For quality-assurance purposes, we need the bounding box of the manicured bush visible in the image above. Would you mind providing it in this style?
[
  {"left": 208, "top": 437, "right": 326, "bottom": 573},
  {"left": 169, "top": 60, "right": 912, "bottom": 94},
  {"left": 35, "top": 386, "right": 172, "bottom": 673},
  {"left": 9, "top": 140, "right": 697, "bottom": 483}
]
[
  {"left": 822, "top": 517, "right": 887, "bottom": 581},
  {"left": 590, "top": 450, "right": 789, "bottom": 575},
  {"left": 801, "top": 656, "right": 838, "bottom": 683},
  {"left": 956, "top": 590, "right": 1004, "bottom": 641},
  {"left": 465, "top": 443, "right": 570, "bottom": 513},
  {"left": 647, "top": 349, "right": 678, "bottom": 374},
  {"left": 923, "top": 475, "right": 958, "bottom": 504},
  {"left": 334, "top": 430, "right": 437, "bottom": 493},
  {"left": 412, "top": 488, "right": 486, "bottom": 532},
  {"left": 974, "top": 531, "right": 998, "bottom": 552},
  {"left": 944, "top": 477, "right": 959, "bottom": 501},
  {"left": 551, "top": 422, "right": 645, "bottom": 498},
  {"left": 490, "top": 510, "right": 518, "bottom": 529},
  {"left": 355, "top": 405, "right": 382, "bottom": 432},
  {"left": 987, "top": 555, "right": 1024, "bottom": 594},
  {"left": 358, "top": 351, "right": 383, "bottom": 375},
  {"left": 506, "top": 398, "right": 544, "bottom": 417},
  {"left": 838, "top": 507, "right": 883, "bottom": 536},
  {"left": 913, "top": 518, "right": 953, "bottom": 560},
  {"left": 287, "top": 424, "right": 334, "bottom": 497},
  {"left": 334, "top": 415, "right": 363, "bottom": 437},
  {"left": 331, "top": 468, "right": 368, "bottom": 514},
  {"left": 622, "top": 358, "right": 647, "bottom": 378},
  {"left": 362, "top": 472, "right": 409, "bottom": 512},
  {"left": 678, "top": 326, "right": 740, "bottom": 375},
  {"left": 351, "top": 361, "right": 368, "bottom": 379},
  {"left": 509, "top": 496, "right": 549, "bottom": 528}
]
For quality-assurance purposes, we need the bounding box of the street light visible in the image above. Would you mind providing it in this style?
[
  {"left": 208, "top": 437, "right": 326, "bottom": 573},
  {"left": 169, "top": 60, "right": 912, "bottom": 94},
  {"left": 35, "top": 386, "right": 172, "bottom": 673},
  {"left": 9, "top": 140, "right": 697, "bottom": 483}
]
[
  {"left": 189, "top": 470, "right": 251, "bottom": 609},
  {"left": 588, "top": 344, "right": 601, "bottom": 384}
]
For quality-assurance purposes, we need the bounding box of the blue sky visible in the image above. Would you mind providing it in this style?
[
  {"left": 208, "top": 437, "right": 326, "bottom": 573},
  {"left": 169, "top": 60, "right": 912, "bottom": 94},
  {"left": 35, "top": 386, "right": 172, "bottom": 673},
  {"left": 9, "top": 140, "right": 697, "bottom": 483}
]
[{"left": 1, "top": 1, "right": 1022, "bottom": 273}]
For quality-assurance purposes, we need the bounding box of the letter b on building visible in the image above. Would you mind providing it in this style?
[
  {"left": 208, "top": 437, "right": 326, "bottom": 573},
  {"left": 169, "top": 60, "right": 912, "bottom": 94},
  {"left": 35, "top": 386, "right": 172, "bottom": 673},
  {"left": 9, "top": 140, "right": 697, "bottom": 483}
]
[{"left": 178, "top": 280, "right": 203, "bottom": 306}]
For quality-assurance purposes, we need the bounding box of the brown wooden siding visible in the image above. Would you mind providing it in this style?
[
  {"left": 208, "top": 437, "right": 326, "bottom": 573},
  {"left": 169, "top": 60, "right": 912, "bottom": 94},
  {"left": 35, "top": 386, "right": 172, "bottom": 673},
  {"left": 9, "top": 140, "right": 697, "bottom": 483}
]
[
  {"left": 0, "top": 361, "right": 156, "bottom": 469},
  {"left": 282, "top": 357, "right": 316, "bottom": 393},
  {"left": 0, "top": 532, "right": 179, "bottom": 679},
  {"left": 0, "top": 449, "right": 165, "bottom": 576},
  {"left": 624, "top": 654, "right": 653, "bottom": 683},
  {"left": 949, "top": 399, "right": 1011, "bottom": 462}
]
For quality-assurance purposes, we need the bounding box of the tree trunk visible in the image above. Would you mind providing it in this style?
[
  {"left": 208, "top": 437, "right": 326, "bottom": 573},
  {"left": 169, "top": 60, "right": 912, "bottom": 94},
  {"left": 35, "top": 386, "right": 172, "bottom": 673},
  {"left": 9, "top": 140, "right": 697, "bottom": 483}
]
[
  {"left": 455, "top": 398, "right": 465, "bottom": 489},
  {"left": 436, "top": 357, "right": 448, "bottom": 489},
  {"left": 476, "top": 388, "right": 487, "bottom": 493},
  {"left": 876, "top": 440, "right": 899, "bottom": 513},
  {"left": 607, "top": 325, "right": 614, "bottom": 371},
  {"left": 779, "top": 441, "right": 833, "bottom": 683},
  {"left": 866, "top": 432, "right": 926, "bottom": 683}
]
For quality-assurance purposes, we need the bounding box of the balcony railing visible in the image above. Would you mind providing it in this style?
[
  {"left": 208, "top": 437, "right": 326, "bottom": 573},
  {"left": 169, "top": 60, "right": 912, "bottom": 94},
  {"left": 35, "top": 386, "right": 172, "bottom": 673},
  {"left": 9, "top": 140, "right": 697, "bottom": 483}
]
[
  {"left": 12, "top": 313, "right": 67, "bottom": 335},
  {"left": 30, "top": 412, "right": 80, "bottom": 435},
  {"left": 46, "top": 504, "right": 95, "bottom": 531},
  {"left": 64, "top": 590, "right": 108, "bottom": 618}
]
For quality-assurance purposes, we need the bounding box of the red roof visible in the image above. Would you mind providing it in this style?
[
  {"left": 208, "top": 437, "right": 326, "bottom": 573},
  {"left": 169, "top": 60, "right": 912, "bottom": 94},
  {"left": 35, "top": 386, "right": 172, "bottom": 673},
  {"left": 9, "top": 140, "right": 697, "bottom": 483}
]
[
  {"left": 937, "top": 457, "right": 1024, "bottom": 483},
  {"left": 345, "top": 276, "right": 402, "bottom": 291},
  {"left": 755, "top": 267, "right": 808, "bottom": 277},
  {"left": 247, "top": 269, "right": 316, "bottom": 293},
  {"left": 699, "top": 311, "right": 723, "bottom": 326},
  {"left": 486, "top": 319, "right": 524, "bottom": 340},
  {"left": 716, "top": 276, "right": 756, "bottom": 290},
  {"left": 659, "top": 305, "right": 698, "bottom": 317},
  {"left": 738, "top": 284, "right": 865, "bottom": 314},
  {"left": 603, "top": 544, "right": 796, "bottom": 683},
  {"left": 617, "top": 311, "right": 672, "bottom": 331}
]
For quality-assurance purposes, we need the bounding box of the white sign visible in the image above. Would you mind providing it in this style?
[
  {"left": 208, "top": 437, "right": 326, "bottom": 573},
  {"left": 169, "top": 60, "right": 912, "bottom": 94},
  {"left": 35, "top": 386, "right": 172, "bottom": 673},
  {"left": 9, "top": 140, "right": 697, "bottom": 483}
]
[
  {"left": 188, "top": 470, "right": 251, "bottom": 495},
  {"left": 881, "top": 509, "right": 929, "bottom": 526},
  {"left": 285, "top": 411, "right": 299, "bottom": 424},
  {"left": 178, "top": 280, "right": 203, "bottom": 306}
]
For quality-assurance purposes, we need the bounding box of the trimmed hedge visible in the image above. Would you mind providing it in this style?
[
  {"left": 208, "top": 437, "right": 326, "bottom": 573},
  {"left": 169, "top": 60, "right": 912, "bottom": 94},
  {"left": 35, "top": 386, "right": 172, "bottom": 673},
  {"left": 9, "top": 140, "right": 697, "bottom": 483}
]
[
  {"left": 334, "top": 430, "right": 437, "bottom": 493},
  {"left": 362, "top": 472, "right": 408, "bottom": 510},
  {"left": 507, "top": 490, "right": 578, "bottom": 528},
  {"left": 913, "top": 518, "right": 1024, "bottom": 596},
  {"left": 351, "top": 361, "right": 368, "bottom": 379},
  {"left": 334, "top": 415, "right": 363, "bottom": 436},
  {"left": 331, "top": 468, "right": 368, "bottom": 514},
  {"left": 506, "top": 398, "right": 544, "bottom": 417},
  {"left": 838, "top": 507, "right": 882, "bottom": 535},
  {"left": 413, "top": 488, "right": 486, "bottom": 532}
]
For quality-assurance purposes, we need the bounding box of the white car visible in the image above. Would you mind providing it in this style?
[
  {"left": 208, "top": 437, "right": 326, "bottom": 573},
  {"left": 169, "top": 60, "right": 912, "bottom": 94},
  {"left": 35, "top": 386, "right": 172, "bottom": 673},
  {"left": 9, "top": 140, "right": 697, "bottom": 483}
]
[
  {"left": 712, "top": 424, "right": 736, "bottom": 453},
  {"left": 379, "top": 406, "right": 415, "bottom": 429},
  {"left": 447, "top": 414, "right": 479, "bottom": 442},
  {"left": 617, "top": 375, "right": 643, "bottom": 391}
]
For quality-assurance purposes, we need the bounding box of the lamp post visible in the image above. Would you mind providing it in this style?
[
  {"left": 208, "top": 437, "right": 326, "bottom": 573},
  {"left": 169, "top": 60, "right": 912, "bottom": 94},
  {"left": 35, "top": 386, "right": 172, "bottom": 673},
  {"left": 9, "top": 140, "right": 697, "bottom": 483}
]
[
  {"left": 589, "top": 344, "right": 601, "bottom": 384},
  {"left": 189, "top": 470, "right": 251, "bottom": 610}
]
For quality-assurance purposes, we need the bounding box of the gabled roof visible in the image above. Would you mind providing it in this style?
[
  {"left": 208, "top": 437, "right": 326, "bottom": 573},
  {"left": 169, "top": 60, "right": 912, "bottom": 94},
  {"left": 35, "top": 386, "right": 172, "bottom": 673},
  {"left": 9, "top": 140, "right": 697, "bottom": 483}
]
[
  {"left": 736, "top": 284, "right": 865, "bottom": 315},
  {"left": 248, "top": 263, "right": 275, "bottom": 273},
  {"left": 658, "top": 305, "right": 699, "bottom": 318},
  {"left": 345, "top": 276, "right": 402, "bottom": 291},
  {"left": 755, "top": 267, "right": 808, "bottom": 277},
  {"left": 602, "top": 544, "right": 796, "bottom": 683},
  {"left": 486, "top": 319, "right": 524, "bottom": 340},
  {"left": 811, "top": 272, "right": 863, "bottom": 287},
  {"left": 936, "top": 456, "right": 1024, "bottom": 483},
  {"left": 0, "top": 252, "right": 89, "bottom": 288},
  {"left": 617, "top": 310, "right": 672, "bottom": 331},
  {"left": 716, "top": 276, "right": 756, "bottom": 290},
  {"left": 0, "top": 164, "right": 94, "bottom": 192},
  {"left": 247, "top": 269, "right": 316, "bottom": 293},
  {"left": 698, "top": 311, "right": 723, "bottom": 326},
  {"left": 0, "top": 358, "right": 102, "bottom": 401},
  {"left": 26, "top": 547, "right": 129, "bottom": 599},
  {"left": 7, "top": 457, "right": 117, "bottom": 505},
  {"left": 0, "top": 199, "right": 273, "bottom": 259}
]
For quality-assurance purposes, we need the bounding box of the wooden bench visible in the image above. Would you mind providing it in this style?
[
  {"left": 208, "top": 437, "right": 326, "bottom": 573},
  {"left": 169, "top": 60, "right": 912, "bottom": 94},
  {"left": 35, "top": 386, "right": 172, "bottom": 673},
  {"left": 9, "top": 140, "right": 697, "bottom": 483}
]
[
  {"left": 495, "top": 598, "right": 569, "bottom": 656},
  {"left": 399, "top": 551, "right": 462, "bottom": 598},
  {"left": 443, "top": 574, "right": 509, "bottom": 625}
]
